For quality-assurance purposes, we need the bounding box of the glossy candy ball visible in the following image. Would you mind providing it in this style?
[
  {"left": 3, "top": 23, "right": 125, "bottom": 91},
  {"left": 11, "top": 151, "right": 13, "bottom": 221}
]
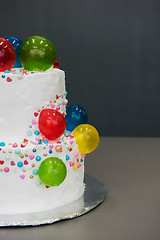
[
  {"left": 38, "top": 109, "right": 66, "bottom": 140},
  {"left": 5, "top": 36, "right": 22, "bottom": 68},
  {"left": 65, "top": 105, "right": 88, "bottom": 132},
  {"left": 73, "top": 124, "right": 99, "bottom": 154},
  {"left": 0, "top": 37, "right": 16, "bottom": 72},
  {"left": 38, "top": 157, "right": 67, "bottom": 186},
  {"left": 19, "top": 36, "right": 56, "bottom": 71}
]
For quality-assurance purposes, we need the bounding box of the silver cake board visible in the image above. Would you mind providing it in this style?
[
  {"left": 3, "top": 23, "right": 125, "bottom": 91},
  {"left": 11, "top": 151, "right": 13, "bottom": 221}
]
[{"left": 0, "top": 175, "right": 106, "bottom": 227}]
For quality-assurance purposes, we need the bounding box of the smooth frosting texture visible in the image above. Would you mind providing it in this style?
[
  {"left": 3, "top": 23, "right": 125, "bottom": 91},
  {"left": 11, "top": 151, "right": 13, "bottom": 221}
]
[{"left": 0, "top": 68, "right": 65, "bottom": 142}]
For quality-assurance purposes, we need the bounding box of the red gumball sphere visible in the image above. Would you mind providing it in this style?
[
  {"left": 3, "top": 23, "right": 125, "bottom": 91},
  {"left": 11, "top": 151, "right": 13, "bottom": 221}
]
[
  {"left": 0, "top": 37, "right": 16, "bottom": 72},
  {"left": 38, "top": 109, "right": 66, "bottom": 140}
]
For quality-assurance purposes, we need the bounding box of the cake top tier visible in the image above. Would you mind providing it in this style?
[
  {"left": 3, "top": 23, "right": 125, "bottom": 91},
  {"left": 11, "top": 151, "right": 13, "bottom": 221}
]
[
  {"left": 0, "top": 35, "right": 99, "bottom": 156},
  {"left": 0, "top": 68, "right": 66, "bottom": 143}
]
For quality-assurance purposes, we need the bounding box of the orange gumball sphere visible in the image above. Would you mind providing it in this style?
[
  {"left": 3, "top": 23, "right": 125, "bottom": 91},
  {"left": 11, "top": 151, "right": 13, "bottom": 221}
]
[{"left": 38, "top": 109, "right": 66, "bottom": 140}]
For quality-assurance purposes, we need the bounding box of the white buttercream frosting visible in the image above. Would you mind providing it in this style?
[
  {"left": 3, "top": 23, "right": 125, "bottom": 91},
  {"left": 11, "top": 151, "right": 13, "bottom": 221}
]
[
  {"left": 0, "top": 68, "right": 85, "bottom": 214},
  {"left": 0, "top": 68, "right": 66, "bottom": 142}
]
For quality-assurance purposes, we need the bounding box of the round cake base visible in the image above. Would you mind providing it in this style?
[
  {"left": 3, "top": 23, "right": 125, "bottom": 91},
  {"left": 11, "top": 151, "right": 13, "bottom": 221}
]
[{"left": 0, "top": 175, "right": 106, "bottom": 227}]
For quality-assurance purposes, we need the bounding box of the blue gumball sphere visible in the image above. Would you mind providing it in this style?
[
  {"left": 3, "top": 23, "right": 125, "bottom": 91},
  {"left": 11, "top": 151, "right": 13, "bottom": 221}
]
[
  {"left": 65, "top": 105, "right": 88, "bottom": 132},
  {"left": 5, "top": 36, "right": 23, "bottom": 68}
]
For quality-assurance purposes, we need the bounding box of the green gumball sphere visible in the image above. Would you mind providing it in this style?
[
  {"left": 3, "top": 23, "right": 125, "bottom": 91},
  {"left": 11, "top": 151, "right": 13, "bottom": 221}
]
[
  {"left": 38, "top": 157, "right": 67, "bottom": 186},
  {"left": 19, "top": 36, "right": 56, "bottom": 71}
]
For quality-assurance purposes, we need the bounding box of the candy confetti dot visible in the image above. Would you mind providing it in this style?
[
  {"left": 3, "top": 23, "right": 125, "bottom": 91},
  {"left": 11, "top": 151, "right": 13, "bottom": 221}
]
[
  {"left": 7, "top": 77, "right": 12, "bottom": 82},
  {"left": 73, "top": 163, "right": 78, "bottom": 171},
  {"left": 17, "top": 162, "right": 23, "bottom": 167},
  {"left": 34, "top": 112, "right": 39, "bottom": 117},
  {"left": 12, "top": 143, "right": 18, "bottom": 148},
  {"left": 55, "top": 145, "right": 62, "bottom": 152},
  {"left": 72, "top": 151, "right": 79, "bottom": 158},
  {"left": 34, "top": 130, "right": 40, "bottom": 135},
  {"left": 36, "top": 156, "right": 41, "bottom": 161},
  {"left": 4, "top": 167, "right": 9, "bottom": 173},
  {"left": 33, "top": 169, "right": 38, "bottom": 175},
  {"left": 15, "top": 149, "right": 21, "bottom": 154},
  {"left": 20, "top": 174, "right": 25, "bottom": 179},
  {"left": 69, "top": 161, "right": 74, "bottom": 167},
  {"left": 0, "top": 142, "right": 5, "bottom": 147},
  {"left": 27, "top": 130, "right": 32, "bottom": 137},
  {"left": 78, "top": 163, "right": 81, "bottom": 168},
  {"left": 32, "top": 119, "right": 37, "bottom": 125},
  {"left": 29, "top": 155, "right": 35, "bottom": 160},
  {"left": 65, "top": 155, "right": 70, "bottom": 161}
]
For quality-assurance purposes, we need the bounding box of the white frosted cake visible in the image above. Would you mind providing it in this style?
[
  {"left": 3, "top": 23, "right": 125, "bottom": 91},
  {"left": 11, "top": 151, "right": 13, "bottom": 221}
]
[
  {"left": 0, "top": 36, "right": 99, "bottom": 215},
  {"left": 0, "top": 68, "right": 85, "bottom": 214}
]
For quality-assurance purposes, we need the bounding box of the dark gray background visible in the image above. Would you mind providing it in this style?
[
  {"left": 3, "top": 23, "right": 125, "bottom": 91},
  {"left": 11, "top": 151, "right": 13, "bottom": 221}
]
[{"left": 1, "top": 0, "right": 160, "bottom": 137}]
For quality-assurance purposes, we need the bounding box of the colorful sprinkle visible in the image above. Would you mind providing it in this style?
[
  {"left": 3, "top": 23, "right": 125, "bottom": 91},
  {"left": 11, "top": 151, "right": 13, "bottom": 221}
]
[
  {"left": 32, "top": 119, "right": 37, "bottom": 125},
  {"left": 56, "top": 105, "right": 60, "bottom": 111},
  {"left": 12, "top": 143, "right": 18, "bottom": 148},
  {"left": 27, "top": 130, "right": 32, "bottom": 137},
  {"left": 24, "top": 160, "right": 29, "bottom": 165},
  {"left": 34, "top": 112, "right": 39, "bottom": 117},
  {"left": 7, "top": 77, "right": 12, "bottom": 82},
  {"left": 10, "top": 161, "right": 15, "bottom": 166},
  {"left": 0, "top": 142, "right": 5, "bottom": 147},
  {"left": 72, "top": 151, "right": 79, "bottom": 158},
  {"left": 33, "top": 169, "right": 38, "bottom": 175},
  {"left": 49, "top": 144, "right": 54, "bottom": 149},
  {"left": 29, "top": 155, "right": 35, "bottom": 160},
  {"left": 34, "top": 130, "right": 40, "bottom": 135},
  {"left": 36, "top": 156, "right": 41, "bottom": 161},
  {"left": 4, "top": 167, "right": 9, "bottom": 173},
  {"left": 20, "top": 174, "right": 25, "bottom": 179},
  {"left": 15, "top": 149, "right": 21, "bottom": 155},
  {"left": 17, "top": 162, "right": 23, "bottom": 167},
  {"left": 69, "top": 161, "right": 74, "bottom": 167},
  {"left": 15, "top": 69, "right": 20, "bottom": 74},
  {"left": 55, "top": 145, "right": 62, "bottom": 152},
  {"left": 58, "top": 100, "right": 62, "bottom": 106},
  {"left": 51, "top": 103, "right": 55, "bottom": 108},
  {"left": 38, "top": 139, "right": 42, "bottom": 144},
  {"left": 73, "top": 163, "right": 78, "bottom": 171},
  {"left": 65, "top": 155, "right": 70, "bottom": 161}
]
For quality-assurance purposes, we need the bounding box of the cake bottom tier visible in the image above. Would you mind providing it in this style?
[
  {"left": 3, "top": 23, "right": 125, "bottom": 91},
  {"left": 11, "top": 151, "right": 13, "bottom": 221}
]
[
  {"left": 0, "top": 166, "right": 84, "bottom": 214},
  {"left": 0, "top": 134, "right": 85, "bottom": 214}
]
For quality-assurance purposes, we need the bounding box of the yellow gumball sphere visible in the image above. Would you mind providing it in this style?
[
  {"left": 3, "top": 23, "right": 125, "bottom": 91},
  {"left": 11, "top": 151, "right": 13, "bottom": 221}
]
[{"left": 73, "top": 124, "right": 99, "bottom": 154}]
